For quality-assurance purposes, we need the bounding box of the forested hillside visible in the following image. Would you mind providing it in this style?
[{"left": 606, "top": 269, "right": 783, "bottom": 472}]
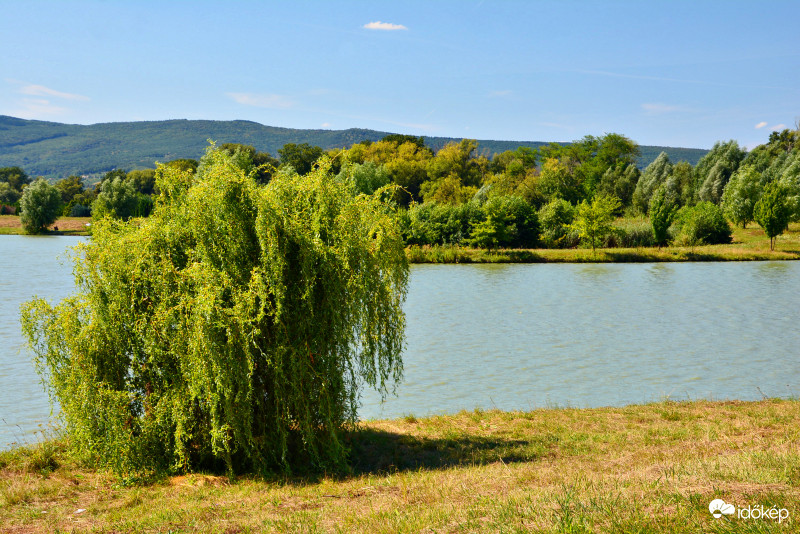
[{"left": 0, "top": 115, "right": 707, "bottom": 180}]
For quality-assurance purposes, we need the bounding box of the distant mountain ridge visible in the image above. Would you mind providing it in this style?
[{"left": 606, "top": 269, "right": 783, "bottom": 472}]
[{"left": 0, "top": 115, "right": 709, "bottom": 180}]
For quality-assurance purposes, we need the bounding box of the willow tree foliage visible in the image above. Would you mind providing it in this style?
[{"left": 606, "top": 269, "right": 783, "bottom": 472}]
[
  {"left": 21, "top": 148, "right": 408, "bottom": 476},
  {"left": 695, "top": 140, "right": 746, "bottom": 205},
  {"left": 720, "top": 164, "right": 763, "bottom": 228},
  {"left": 632, "top": 152, "right": 672, "bottom": 214}
]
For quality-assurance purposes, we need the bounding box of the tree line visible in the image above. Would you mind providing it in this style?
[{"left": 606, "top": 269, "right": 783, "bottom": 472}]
[{"left": 3, "top": 129, "right": 799, "bottom": 248}]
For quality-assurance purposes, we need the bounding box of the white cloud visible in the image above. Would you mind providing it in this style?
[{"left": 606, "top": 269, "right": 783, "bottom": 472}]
[
  {"left": 321, "top": 122, "right": 331, "bottom": 128},
  {"left": 9, "top": 98, "right": 68, "bottom": 118},
  {"left": 488, "top": 90, "right": 513, "bottom": 98},
  {"left": 19, "top": 84, "right": 89, "bottom": 101},
  {"left": 755, "top": 121, "right": 768, "bottom": 129},
  {"left": 770, "top": 123, "right": 787, "bottom": 131},
  {"left": 363, "top": 21, "right": 408, "bottom": 31},
  {"left": 226, "top": 92, "right": 295, "bottom": 109}
]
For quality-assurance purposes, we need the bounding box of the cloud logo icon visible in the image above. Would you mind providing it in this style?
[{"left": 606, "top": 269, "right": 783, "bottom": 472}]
[{"left": 709, "top": 499, "right": 735, "bottom": 518}]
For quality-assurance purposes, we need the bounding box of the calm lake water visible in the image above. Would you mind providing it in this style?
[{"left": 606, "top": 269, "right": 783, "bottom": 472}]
[{"left": 2, "top": 236, "right": 799, "bottom": 447}]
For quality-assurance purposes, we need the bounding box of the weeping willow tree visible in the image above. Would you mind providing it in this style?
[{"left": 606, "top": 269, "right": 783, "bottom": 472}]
[{"left": 21, "top": 148, "right": 408, "bottom": 476}]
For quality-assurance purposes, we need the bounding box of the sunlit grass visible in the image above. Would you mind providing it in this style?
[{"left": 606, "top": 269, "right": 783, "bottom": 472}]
[{"left": 2, "top": 399, "right": 798, "bottom": 532}]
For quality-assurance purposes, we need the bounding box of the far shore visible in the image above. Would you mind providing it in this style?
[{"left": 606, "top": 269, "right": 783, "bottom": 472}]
[{"left": 3, "top": 215, "right": 799, "bottom": 263}]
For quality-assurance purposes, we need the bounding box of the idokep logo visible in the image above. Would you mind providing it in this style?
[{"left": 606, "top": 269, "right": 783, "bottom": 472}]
[
  {"left": 709, "top": 499, "right": 790, "bottom": 523},
  {"left": 709, "top": 499, "right": 735, "bottom": 518}
]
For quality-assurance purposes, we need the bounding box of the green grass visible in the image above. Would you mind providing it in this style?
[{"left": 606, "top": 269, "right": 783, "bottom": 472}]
[
  {"left": 2, "top": 399, "right": 798, "bottom": 532},
  {"left": 407, "top": 221, "right": 800, "bottom": 263}
]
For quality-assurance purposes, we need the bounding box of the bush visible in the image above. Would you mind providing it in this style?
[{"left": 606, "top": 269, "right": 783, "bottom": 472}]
[
  {"left": 467, "top": 195, "right": 539, "bottom": 248},
  {"left": 19, "top": 178, "right": 62, "bottom": 234},
  {"left": 20, "top": 150, "right": 408, "bottom": 476},
  {"left": 69, "top": 204, "right": 92, "bottom": 217},
  {"left": 674, "top": 201, "right": 732, "bottom": 246},
  {"left": 404, "top": 202, "right": 480, "bottom": 245},
  {"left": 538, "top": 198, "right": 577, "bottom": 248},
  {"left": 603, "top": 218, "right": 656, "bottom": 248}
]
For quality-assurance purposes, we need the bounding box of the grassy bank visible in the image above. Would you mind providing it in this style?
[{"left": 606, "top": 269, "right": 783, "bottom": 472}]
[
  {"left": 4, "top": 215, "right": 800, "bottom": 264},
  {"left": 407, "top": 222, "right": 800, "bottom": 263},
  {"left": 0, "top": 215, "right": 91, "bottom": 236},
  {"left": 2, "top": 399, "right": 798, "bottom": 532}
]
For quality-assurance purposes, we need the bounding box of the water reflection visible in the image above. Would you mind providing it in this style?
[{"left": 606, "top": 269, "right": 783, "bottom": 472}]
[{"left": 361, "top": 262, "right": 800, "bottom": 419}]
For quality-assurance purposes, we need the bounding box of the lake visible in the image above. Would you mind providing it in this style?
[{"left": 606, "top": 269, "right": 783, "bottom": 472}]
[{"left": 2, "top": 236, "right": 799, "bottom": 448}]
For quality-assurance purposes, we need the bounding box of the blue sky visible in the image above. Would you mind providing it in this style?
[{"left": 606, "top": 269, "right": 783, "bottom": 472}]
[{"left": 1, "top": 0, "right": 797, "bottom": 149}]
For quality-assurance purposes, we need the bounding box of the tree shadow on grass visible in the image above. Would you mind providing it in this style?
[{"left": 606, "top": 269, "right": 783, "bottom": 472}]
[{"left": 344, "top": 427, "right": 559, "bottom": 476}]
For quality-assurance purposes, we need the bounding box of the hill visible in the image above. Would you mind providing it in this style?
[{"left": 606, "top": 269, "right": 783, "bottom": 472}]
[{"left": 0, "top": 115, "right": 708, "bottom": 180}]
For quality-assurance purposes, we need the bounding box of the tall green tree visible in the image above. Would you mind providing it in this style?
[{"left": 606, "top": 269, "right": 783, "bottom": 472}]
[
  {"left": 538, "top": 158, "right": 583, "bottom": 204},
  {"left": 720, "top": 164, "right": 763, "bottom": 228},
  {"left": 596, "top": 163, "right": 640, "bottom": 207},
  {"left": 754, "top": 181, "right": 791, "bottom": 251},
  {"left": 278, "top": 142, "right": 324, "bottom": 175},
  {"left": 92, "top": 177, "right": 139, "bottom": 220},
  {"left": 649, "top": 186, "right": 678, "bottom": 247},
  {"left": 695, "top": 140, "right": 746, "bottom": 204},
  {"left": 570, "top": 194, "right": 621, "bottom": 254},
  {"left": 218, "top": 143, "right": 278, "bottom": 184},
  {"left": 632, "top": 152, "right": 672, "bottom": 214},
  {"left": 54, "top": 175, "right": 85, "bottom": 204},
  {"left": 0, "top": 166, "right": 31, "bottom": 192},
  {"left": 19, "top": 178, "right": 62, "bottom": 234},
  {"left": 21, "top": 150, "right": 408, "bottom": 476},
  {"left": 0, "top": 182, "right": 21, "bottom": 206}
]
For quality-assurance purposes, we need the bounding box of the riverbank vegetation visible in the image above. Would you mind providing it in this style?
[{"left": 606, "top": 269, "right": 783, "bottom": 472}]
[
  {"left": 3, "top": 128, "right": 799, "bottom": 254},
  {"left": 2, "top": 399, "right": 798, "bottom": 532}
]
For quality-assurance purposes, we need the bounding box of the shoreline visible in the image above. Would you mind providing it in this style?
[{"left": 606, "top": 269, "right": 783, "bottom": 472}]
[{"left": 4, "top": 215, "right": 800, "bottom": 264}]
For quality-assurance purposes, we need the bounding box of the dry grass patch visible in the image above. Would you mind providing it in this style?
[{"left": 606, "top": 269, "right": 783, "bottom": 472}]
[
  {"left": 0, "top": 215, "right": 90, "bottom": 235},
  {"left": 1, "top": 399, "right": 799, "bottom": 532}
]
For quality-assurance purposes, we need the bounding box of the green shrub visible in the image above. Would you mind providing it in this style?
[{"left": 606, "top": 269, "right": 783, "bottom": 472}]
[
  {"left": 603, "top": 218, "right": 656, "bottom": 248},
  {"left": 20, "top": 149, "right": 408, "bottom": 476},
  {"left": 467, "top": 195, "right": 539, "bottom": 249},
  {"left": 674, "top": 201, "right": 732, "bottom": 246},
  {"left": 538, "top": 198, "right": 577, "bottom": 248},
  {"left": 69, "top": 204, "right": 92, "bottom": 217},
  {"left": 404, "top": 202, "right": 480, "bottom": 245}
]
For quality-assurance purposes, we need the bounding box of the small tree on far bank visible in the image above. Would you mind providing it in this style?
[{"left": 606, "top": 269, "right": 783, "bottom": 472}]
[
  {"left": 92, "top": 177, "right": 139, "bottom": 220},
  {"left": 570, "top": 194, "right": 621, "bottom": 255},
  {"left": 19, "top": 178, "right": 62, "bottom": 234},
  {"left": 649, "top": 186, "right": 678, "bottom": 248},
  {"left": 754, "top": 181, "right": 791, "bottom": 251}
]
